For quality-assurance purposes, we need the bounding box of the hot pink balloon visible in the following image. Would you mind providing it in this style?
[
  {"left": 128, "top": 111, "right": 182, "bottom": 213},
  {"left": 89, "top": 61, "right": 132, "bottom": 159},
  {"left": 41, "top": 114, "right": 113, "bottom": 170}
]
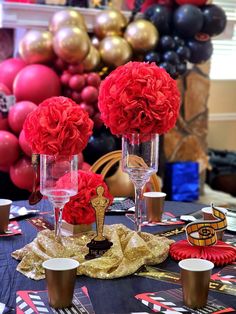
[
  {"left": 19, "top": 129, "right": 32, "bottom": 157},
  {"left": 10, "top": 156, "right": 34, "bottom": 191},
  {"left": 8, "top": 100, "right": 37, "bottom": 134},
  {"left": 0, "top": 58, "right": 26, "bottom": 92},
  {"left": 0, "top": 130, "right": 20, "bottom": 167},
  {"left": 13, "top": 64, "right": 61, "bottom": 104}
]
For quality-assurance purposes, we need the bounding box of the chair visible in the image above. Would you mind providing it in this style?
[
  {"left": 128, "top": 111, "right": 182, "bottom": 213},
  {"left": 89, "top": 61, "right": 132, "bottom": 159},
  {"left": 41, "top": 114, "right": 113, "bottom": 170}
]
[{"left": 90, "top": 150, "right": 161, "bottom": 197}]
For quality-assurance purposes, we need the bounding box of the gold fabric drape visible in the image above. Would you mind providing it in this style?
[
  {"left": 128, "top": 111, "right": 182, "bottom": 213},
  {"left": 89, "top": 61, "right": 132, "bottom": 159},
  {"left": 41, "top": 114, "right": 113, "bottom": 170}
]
[{"left": 12, "top": 224, "right": 173, "bottom": 280}]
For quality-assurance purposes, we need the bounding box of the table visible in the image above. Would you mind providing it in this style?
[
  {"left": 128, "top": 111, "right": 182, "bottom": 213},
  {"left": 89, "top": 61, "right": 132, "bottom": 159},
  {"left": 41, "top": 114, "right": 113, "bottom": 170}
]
[{"left": 0, "top": 200, "right": 235, "bottom": 313}]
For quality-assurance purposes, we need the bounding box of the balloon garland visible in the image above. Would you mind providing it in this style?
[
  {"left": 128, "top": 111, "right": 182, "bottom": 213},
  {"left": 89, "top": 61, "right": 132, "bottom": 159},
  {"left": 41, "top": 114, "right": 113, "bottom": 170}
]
[{"left": 0, "top": 0, "right": 227, "bottom": 191}]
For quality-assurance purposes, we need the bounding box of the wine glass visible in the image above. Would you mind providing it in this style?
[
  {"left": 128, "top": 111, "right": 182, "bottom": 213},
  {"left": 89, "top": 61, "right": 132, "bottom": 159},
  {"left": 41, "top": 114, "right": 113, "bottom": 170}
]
[
  {"left": 40, "top": 154, "right": 78, "bottom": 240},
  {"left": 122, "top": 133, "right": 159, "bottom": 232}
]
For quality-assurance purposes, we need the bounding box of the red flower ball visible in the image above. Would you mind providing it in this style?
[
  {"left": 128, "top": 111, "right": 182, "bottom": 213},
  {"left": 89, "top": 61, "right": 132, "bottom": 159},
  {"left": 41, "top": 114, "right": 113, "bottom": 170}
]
[
  {"left": 98, "top": 62, "right": 180, "bottom": 136},
  {"left": 23, "top": 96, "right": 93, "bottom": 155},
  {"left": 57, "top": 170, "right": 113, "bottom": 225}
]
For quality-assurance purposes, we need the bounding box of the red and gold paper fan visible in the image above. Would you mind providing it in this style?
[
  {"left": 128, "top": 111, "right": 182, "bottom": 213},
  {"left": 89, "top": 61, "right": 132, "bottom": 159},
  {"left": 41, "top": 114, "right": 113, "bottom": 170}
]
[{"left": 170, "top": 240, "right": 236, "bottom": 266}]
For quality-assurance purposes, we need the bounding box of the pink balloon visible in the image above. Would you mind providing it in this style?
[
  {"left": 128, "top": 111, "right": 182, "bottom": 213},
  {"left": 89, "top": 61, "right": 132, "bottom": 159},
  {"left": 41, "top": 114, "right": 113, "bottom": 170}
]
[
  {"left": 0, "top": 130, "right": 20, "bottom": 167},
  {"left": 8, "top": 100, "right": 37, "bottom": 134},
  {"left": 0, "top": 83, "right": 11, "bottom": 130},
  {"left": 10, "top": 156, "right": 34, "bottom": 191},
  {"left": 0, "top": 58, "right": 26, "bottom": 92},
  {"left": 19, "top": 129, "right": 32, "bottom": 157},
  {"left": 13, "top": 64, "right": 61, "bottom": 104}
]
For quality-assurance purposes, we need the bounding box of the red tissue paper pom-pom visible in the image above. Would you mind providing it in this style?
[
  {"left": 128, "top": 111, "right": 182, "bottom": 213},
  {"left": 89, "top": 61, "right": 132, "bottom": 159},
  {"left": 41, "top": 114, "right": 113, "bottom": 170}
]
[
  {"left": 23, "top": 96, "right": 93, "bottom": 156},
  {"left": 170, "top": 240, "right": 236, "bottom": 266},
  {"left": 98, "top": 62, "right": 180, "bottom": 136},
  {"left": 57, "top": 170, "right": 113, "bottom": 225}
]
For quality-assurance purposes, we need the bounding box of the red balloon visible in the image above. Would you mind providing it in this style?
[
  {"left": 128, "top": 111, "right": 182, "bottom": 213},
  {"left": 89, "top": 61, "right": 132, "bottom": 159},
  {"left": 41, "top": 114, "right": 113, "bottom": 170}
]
[
  {"left": 0, "top": 130, "right": 20, "bottom": 167},
  {"left": 10, "top": 156, "right": 34, "bottom": 191},
  {"left": 0, "top": 165, "right": 10, "bottom": 173},
  {"left": 0, "top": 58, "right": 26, "bottom": 92},
  {"left": 81, "top": 162, "right": 91, "bottom": 172},
  {"left": 175, "top": 0, "right": 207, "bottom": 5},
  {"left": 126, "top": 0, "right": 173, "bottom": 11},
  {"left": 13, "top": 64, "right": 61, "bottom": 104},
  {"left": 19, "top": 129, "right": 32, "bottom": 157},
  {"left": 0, "top": 83, "right": 11, "bottom": 131},
  {"left": 8, "top": 100, "right": 37, "bottom": 134}
]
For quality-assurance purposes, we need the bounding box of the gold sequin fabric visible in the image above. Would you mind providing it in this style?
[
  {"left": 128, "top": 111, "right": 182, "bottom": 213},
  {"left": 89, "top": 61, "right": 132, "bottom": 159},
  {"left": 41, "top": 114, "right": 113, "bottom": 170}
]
[{"left": 12, "top": 224, "right": 174, "bottom": 280}]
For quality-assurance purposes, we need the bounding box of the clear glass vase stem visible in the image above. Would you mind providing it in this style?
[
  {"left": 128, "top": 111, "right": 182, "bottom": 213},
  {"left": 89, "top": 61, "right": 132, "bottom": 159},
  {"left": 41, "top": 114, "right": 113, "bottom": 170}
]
[
  {"left": 54, "top": 206, "right": 63, "bottom": 241},
  {"left": 134, "top": 186, "right": 143, "bottom": 232}
]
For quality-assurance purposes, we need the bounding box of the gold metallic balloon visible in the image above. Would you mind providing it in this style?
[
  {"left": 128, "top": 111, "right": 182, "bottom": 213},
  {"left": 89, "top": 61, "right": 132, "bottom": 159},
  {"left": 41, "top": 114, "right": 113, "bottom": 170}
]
[
  {"left": 99, "top": 36, "right": 132, "bottom": 67},
  {"left": 53, "top": 26, "right": 90, "bottom": 64},
  {"left": 19, "top": 29, "right": 54, "bottom": 64},
  {"left": 94, "top": 9, "right": 127, "bottom": 39},
  {"left": 124, "top": 19, "right": 159, "bottom": 52},
  {"left": 82, "top": 46, "right": 101, "bottom": 71},
  {"left": 91, "top": 36, "right": 100, "bottom": 49},
  {"left": 49, "top": 9, "right": 87, "bottom": 33}
]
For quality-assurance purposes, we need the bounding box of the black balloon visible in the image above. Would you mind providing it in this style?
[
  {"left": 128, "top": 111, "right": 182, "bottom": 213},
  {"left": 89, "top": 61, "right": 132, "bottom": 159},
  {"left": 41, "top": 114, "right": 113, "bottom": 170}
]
[
  {"left": 159, "top": 62, "right": 177, "bottom": 78},
  {"left": 176, "top": 46, "right": 191, "bottom": 61},
  {"left": 173, "top": 35, "right": 185, "bottom": 47},
  {"left": 160, "top": 36, "right": 175, "bottom": 51},
  {"left": 163, "top": 51, "right": 180, "bottom": 65},
  {"left": 201, "top": 5, "right": 227, "bottom": 37},
  {"left": 173, "top": 5, "right": 204, "bottom": 38},
  {"left": 144, "top": 51, "right": 161, "bottom": 64},
  {"left": 187, "top": 38, "right": 213, "bottom": 64},
  {"left": 176, "top": 62, "right": 187, "bottom": 75},
  {"left": 83, "top": 131, "right": 118, "bottom": 165},
  {"left": 144, "top": 5, "right": 172, "bottom": 35}
]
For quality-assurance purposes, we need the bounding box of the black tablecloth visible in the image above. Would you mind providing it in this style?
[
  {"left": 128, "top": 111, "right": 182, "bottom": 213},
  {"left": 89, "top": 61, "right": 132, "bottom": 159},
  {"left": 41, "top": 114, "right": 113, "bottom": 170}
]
[{"left": 0, "top": 200, "right": 235, "bottom": 313}]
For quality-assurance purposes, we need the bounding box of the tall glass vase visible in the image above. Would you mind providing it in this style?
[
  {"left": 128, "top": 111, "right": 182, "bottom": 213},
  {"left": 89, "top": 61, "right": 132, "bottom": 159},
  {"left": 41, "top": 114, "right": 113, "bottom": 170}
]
[
  {"left": 40, "top": 154, "right": 78, "bottom": 241},
  {"left": 122, "top": 133, "right": 159, "bottom": 232}
]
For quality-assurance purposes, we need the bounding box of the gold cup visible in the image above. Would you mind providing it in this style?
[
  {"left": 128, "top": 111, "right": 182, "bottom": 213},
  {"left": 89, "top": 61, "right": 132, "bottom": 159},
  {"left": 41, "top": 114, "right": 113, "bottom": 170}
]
[
  {"left": 201, "top": 206, "right": 227, "bottom": 240},
  {"left": 179, "top": 258, "right": 214, "bottom": 309},
  {"left": 143, "top": 192, "right": 166, "bottom": 222},
  {"left": 42, "top": 258, "right": 79, "bottom": 309},
  {"left": 0, "top": 199, "right": 12, "bottom": 233}
]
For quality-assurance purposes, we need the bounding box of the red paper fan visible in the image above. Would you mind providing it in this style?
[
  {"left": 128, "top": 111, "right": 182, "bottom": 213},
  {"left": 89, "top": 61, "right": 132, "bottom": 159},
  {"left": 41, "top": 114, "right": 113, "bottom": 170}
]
[{"left": 170, "top": 240, "right": 236, "bottom": 266}]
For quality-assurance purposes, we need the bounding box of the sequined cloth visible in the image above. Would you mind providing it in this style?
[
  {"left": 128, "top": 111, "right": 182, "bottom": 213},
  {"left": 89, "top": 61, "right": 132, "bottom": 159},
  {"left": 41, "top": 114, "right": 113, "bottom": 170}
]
[{"left": 12, "top": 224, "right": 174, "bottom": 280}]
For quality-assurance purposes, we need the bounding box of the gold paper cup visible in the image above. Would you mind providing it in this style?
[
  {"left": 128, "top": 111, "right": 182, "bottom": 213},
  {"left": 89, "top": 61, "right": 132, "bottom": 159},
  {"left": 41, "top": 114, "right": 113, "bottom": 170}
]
[
  {"left": 0, "top": 199, "right": 12, "bottom": 233},
  {"left": 201, "top": 206, "right": 227, "bottom": 240},
  {"left": 179, "top": 258, "right": 214, "bottom": 309},
  {"left": 42, "top": 258, "right": 79, "bottom": 309},
  {"left": 143, "top": 192, "right": 166, "bottom": 222}
]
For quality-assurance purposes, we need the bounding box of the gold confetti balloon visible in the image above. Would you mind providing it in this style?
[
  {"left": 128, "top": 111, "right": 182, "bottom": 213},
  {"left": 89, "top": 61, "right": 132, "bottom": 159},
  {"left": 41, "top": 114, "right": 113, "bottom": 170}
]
[
  {"left": 94, "top": 9, "right": 127, "bottom": 39},
  {"left": 49, "top": 9, "right": 87, "bottom": 33},
  {"left": 53, "top": 26, "right": 90, "bottom": 64},
  {"left": 19, "top": 29, "right": 54, "bottom": 64},
  {"left": 99, "top": 36, "right": 132, "bottom": 67},
  {"left": 124, "top": 19, "right": 159, "bottom": 53},
  {"left": 82, "top": 46, "right": 101, "bottom": 71}
]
